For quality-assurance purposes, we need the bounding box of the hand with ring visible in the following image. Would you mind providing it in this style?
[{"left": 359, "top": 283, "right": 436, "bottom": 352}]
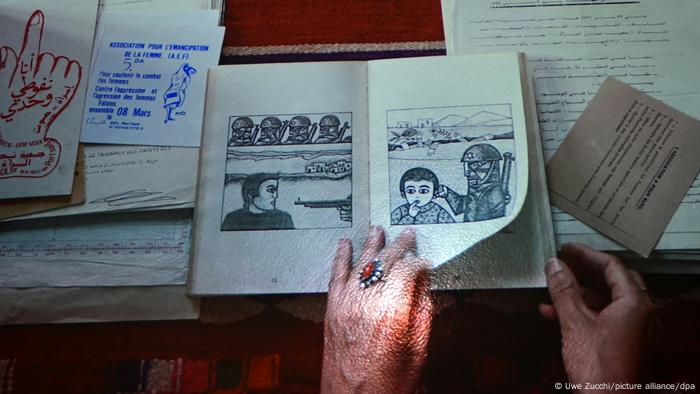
[
  {"left": 540, "top": 243, "right": 658, "bottom": 388},
  {"left": 321, "top": 226, "right": 433, "bottom": 394}
]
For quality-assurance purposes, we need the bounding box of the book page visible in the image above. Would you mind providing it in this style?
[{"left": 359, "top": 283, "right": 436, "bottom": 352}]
[
  {"left": 190, "top": 62, "right": 369, "bottom": 294},
  {"left": 443, "top": 0, "right": 700, "bottom": 250},
  {"left": 368, "top": 53, "right": 530, "bottom": 266},
  {"left": 0, "top": 0, "right": 98, "bottom": 199}
]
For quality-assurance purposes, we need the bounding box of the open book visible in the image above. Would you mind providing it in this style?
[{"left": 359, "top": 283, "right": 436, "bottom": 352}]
[{"left": 189, "top": 53, "right": 556, "bottom": 295}]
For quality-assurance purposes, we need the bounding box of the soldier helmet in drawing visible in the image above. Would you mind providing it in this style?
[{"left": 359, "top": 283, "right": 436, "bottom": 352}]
[
  {"left": 289, "top": 116, "right": 311, "bottom": 128},
  {"left": 320, "top": 115, "right": 340, "bottom": 129},
  {"left": 461, "top": 143, "right": 502, "bottom": 163},
  {"left": 232, "top": 117, "right": 254, "bottom": 130},
  {"left": 260, "top": 116, "right": 282, "bottom": 129}
]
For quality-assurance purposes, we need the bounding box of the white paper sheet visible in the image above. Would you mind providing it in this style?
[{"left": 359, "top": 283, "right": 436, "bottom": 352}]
[
  {"left": 368, "top": 53, "right": 530, "bottom": 265},
  {"left": 190, "top": 62, "right": 370, "bottom": 295},
  {"left": 80, "top": 23, "right": 224, "bottom": 147},
  {"left": 0, "top": 285, "right": 199, "bottom": 324},
  {"left": 99, "top": 0, "right": 211, "bottom": 13},
  {"left": 0, "top": 0, "right": 98, "bottom": 199},
  {"left": 6, "top": 145, "right": 198, "bottom": 220},
  {"left": 0, "top": 209, "right": 192, "bottom": 288},
  {"left": 443, "top": 0, "right": 700, "bottom": 251}
]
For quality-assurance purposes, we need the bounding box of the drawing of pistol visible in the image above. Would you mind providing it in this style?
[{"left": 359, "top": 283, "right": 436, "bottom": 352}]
[
  {"left": 295, "top": 196, "right": 353, "bottom": 222},
  {"left": 501, "top": 152, "right": 514, "bottom": 204},
  {"left": 295, "top": 197, "right": 352, "bottom": 208}
]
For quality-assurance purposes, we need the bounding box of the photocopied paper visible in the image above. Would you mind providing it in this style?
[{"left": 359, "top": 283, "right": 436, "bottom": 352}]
[
  {"left": 7, "top": 145, "right": 198, "bottom": 220},
  {"left": 0, "top": 145, "right": 85, "bottom": 220},
  {"left": 99, "top": 0, "right": 212, "bottom": 13},
  {"left": 0, "top": 286, "right": 199, "bottom": 325},
  {"left": 442, "top": 0, "right": 700, "bottom": 251},
  {"left": 0, "top": 209, "right": 192, "bottom": 288},
  {"left": 80, "top": 23, "right": 224, "bottom": 147},
  {"left": 368, "top": 53, "right": 530, "bottom": 266},
  {"left": 548, "top": 78, "right": 700, "bottom": 257},
  {"left": 0, "top": 0, "right": 98, "bottom": 199},
  {"left": 190, "top": 62, "right": 371, "bottom": 295}
]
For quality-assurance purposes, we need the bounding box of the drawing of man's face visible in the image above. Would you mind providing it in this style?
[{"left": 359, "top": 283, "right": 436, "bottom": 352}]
[
  {"left": 464, "top": 161, "right": 495, "bottom": 186},
  {"left": 230, "top": 117, "right": 255, "bottom": 145},
  {"left": 252, "top": 179, "right": 278, "bottom": 210},
  {"left": 259, "top": 117, "right": 282, "bottom": 144},
  {"left": 404, "top": 180, "right": 434, "bottom": 207},
  {"left": 288, "top": 116, "right": 311, "bottom": 142},
  {"left": 319, "top": 115, "right": 340, "bottom": 138}
]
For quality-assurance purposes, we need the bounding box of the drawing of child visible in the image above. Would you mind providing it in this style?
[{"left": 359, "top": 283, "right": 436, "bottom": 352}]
[{"left": 391, "top": 167, "right": 455, "bottom": 225}]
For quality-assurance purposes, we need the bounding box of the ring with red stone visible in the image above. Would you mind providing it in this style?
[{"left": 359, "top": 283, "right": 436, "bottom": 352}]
[{"left": 359, "top": 258, "right": 384, "bottom": 289}]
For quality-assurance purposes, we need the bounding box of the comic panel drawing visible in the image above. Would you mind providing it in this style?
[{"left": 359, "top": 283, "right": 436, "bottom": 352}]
[
  {"left": 221, "top": 145, "right": 353, "bottom": 231},
  {"left": 387, "top": 104, "right": 517, "bottom": 225},
  {"left": 228, "top": 112, "right": 352, "bottom": 147},
  {"left": 0, "top": 10, "right": 82, "bottom": 179}
]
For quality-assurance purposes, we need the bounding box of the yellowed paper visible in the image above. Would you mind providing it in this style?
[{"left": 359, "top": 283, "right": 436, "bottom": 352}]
[
  {"left": 547, "top": 78, "right": 700, "bottom": 257},
  {"left": 0, "top": 145, "right": 85, "bottom": 220}
]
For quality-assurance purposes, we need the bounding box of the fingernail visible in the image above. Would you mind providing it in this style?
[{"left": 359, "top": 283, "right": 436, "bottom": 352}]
[
  {"left": 545, "top": 258, "right": 563, "bottom": 276},
  {"left": 369, "top": 225, "right": 383, "bottom": 236},
  {"left": 30, "top": 11, "right": 43, "bottom": 26}
]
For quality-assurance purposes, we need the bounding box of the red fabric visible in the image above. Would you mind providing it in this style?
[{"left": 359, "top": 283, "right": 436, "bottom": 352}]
[{"left": 223, "top": 0, "right": 445, "bottom": 47}]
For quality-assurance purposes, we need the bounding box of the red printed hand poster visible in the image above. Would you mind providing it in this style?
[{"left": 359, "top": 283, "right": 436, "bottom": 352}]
[{"left": 0, "top": 0, "right": 98, "bottom": 199}]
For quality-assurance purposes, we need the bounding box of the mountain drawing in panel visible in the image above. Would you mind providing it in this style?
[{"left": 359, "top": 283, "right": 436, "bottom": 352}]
[
  {"left": 222, "top": 148, "right": 352, "bottom": 231},
  {"left": 227, "top": 113, "right": 351, "bottom": 147},
  {"left": 387, "top": 105, "right": 517, "bottom": 226},
  {"left": 388, "top": 109, "right": 513, "bottom": 155}
]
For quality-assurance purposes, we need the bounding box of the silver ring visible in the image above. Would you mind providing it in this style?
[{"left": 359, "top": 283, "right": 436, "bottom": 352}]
[{"left": 359, "top": 258, "right": 384, "bottom": 289}]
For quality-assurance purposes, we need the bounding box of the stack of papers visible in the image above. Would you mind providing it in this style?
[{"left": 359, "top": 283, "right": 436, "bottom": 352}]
[
  {"left": 442, "top": 0, "right": 700, "bottom": 267},
  {"left": 0, "top": 0, "right": 225, "bottom": 323}
]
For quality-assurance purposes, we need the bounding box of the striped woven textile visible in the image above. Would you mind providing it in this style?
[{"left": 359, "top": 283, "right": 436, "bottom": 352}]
[
  {"left": 220, "top": 0, "right": 446, "bottom": 64},
  {"left": 0, "top": 360, "right": 16, "bottom": 394}
]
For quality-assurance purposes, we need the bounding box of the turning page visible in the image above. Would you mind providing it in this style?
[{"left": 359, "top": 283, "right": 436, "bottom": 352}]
[
  {"left": 368, "top": 53, "right": 530, "bottom": 266},
  {"left": 190, "top": 62, "right": 369, "bottom": 295}
]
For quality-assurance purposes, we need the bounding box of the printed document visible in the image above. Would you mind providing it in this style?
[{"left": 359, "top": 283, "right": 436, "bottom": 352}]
[
  {"left": 80, "top": 24, "right": 224, "bottom": 147},
  {"left": 443, "top": 0, "right": 700, "bottom": 250}
]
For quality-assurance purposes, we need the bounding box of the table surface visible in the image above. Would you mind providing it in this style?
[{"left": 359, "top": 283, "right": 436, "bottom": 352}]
[{"left": 1, "top": 0, "right": 699, "bottom": 392}]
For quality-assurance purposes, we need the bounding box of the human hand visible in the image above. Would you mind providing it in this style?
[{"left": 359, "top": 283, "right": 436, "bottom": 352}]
[
  {"left": 322, "top": 226, "right": 433, "bottom": 394},
  {"left": 0, "top": 10, "right": 81, "bottom": 177},
  {"left": 540, "top": 244, "right": 657, "bottom": 391},
  {"left": 408, "top": 201, "right": 420, "bottom": 218}
]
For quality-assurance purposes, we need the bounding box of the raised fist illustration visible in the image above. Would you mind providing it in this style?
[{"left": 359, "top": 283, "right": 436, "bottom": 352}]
[{"left": 0, "top": 10, "right": 82, "bottom": 178}]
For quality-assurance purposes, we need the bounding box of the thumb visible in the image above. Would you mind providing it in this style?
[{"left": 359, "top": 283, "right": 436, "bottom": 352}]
[{"left": 545, "top": 258, "right": 590, "bottom": 329}]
